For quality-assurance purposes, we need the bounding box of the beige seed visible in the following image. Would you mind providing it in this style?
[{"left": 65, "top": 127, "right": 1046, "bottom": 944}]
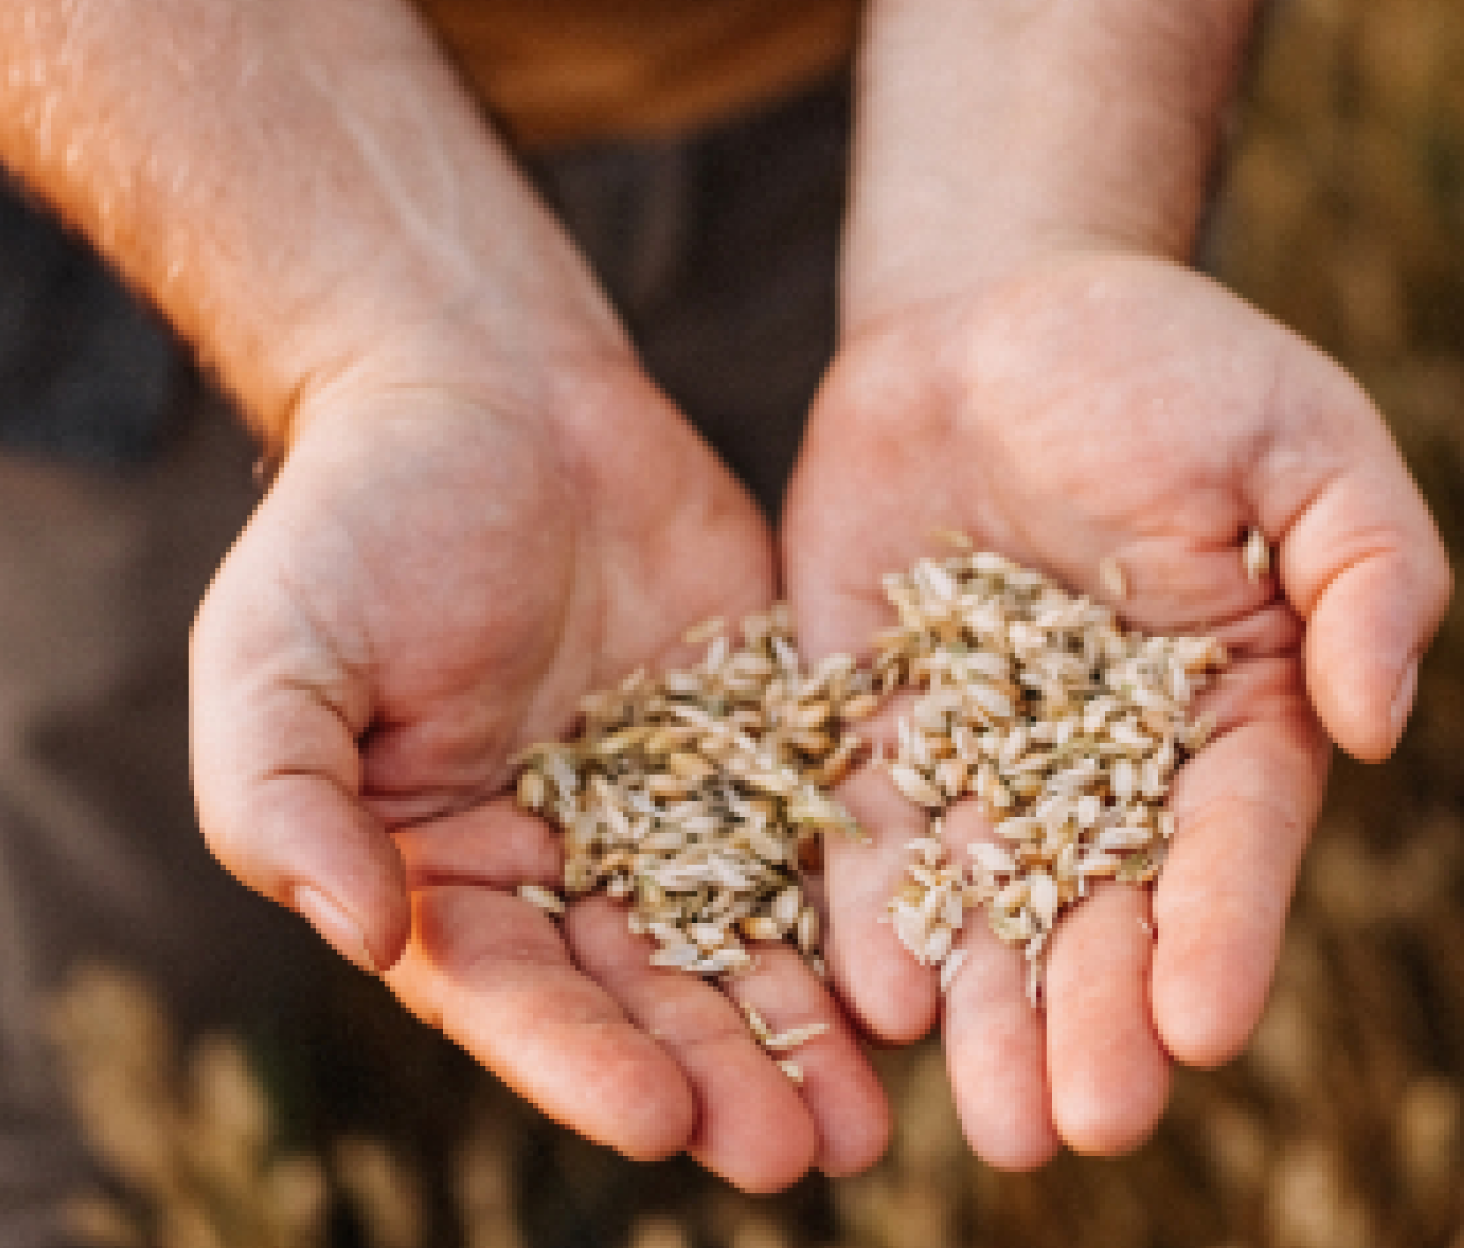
[
  {"left": 516, "top": 884, "right": 566, "bottom": 916},
  {"left": 741, "top": 1002, "right": 771, "bottom": 1042},
  {"left": 969, "top": 842, "right": 1017, "bottom": 877},
  {"left": 645, "top": 773, "right": 688, "bottom": 801},
  {"left": 812, "top": 733, "right": 864, "bottom": 788},
  {"left": 921, "top": 923, "right": 955, "bottom": 965},
  {"left": 1028, "top": 871, "right": 1059, "bottom": 930},
  {"left": 840, "top": 692, "right": 882, "bottom": 722},
  {"left": 761, "top": 1021, "right": 830, "bottom": 1052},
  {"left": 787, "top": 728, "right": 835, "bottom": 756},
  {"left": 516, "top": 768, "right": 547, "bottom": 812},
  {"left": 931, "top": 527, "right": 976, "bottom": 551},
  {"left": 666, "top": 751, "right": 716, "bottom": 785},
  {"left": 888, "top": 762, "right": 945, "bottom": 809},
  {"left": 995, "top": 878, "right": 1031, "bottom": 912},
  {"left": 934, "top": 758, "right": 970, "bottom": 798},
  {"left": 681, "top": 615, "right": 727, "bottom": 647},
  {"left": 1243, "top": 526, "right": 1271, "bottom": 581},
  {"left": 738, "top": 915, "right": 783, "bottom": 942},
  {"left": 939, "top": 946, "right": 969, "bottom": 993},
  {"left": 789, "top": 700, "right": 833, "bottom": 731},
  {"left": 796, "top": 906, "right": 820, "bottom": 955},
  {"left": 1098, "top": 554, "right": 1129, "bottom": 602}
]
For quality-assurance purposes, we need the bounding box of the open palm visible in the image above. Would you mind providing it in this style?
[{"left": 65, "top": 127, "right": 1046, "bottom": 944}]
[
  {"left": 190, "top": 363, "right": 888, "bottom": 1190},
  {"left": 782, "top": 250, "right": 1449, "bottom": 1168}
]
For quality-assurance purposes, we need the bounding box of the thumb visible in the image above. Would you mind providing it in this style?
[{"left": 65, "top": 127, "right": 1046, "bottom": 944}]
[
  {"left": 1270, "top": 374, "right": 1451, "bottom": 763},
  {"left": 190, "top": 547, "right": 410, "bottom": 975}
]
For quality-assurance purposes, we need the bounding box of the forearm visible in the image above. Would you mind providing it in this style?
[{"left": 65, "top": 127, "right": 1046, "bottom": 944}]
[
  {"left": 843, "top": 0, "right": 1260, "bottom": 326},
  {"left": 0, "top": 0, "right": 626, "bottom": 445}
]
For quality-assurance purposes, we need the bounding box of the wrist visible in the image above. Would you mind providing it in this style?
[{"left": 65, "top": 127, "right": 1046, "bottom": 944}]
[
  {"left": 841, "top": 0, "right": 1259, "bottom": 329},
  {"left": 266, "top": 243, "right": 631, "bottom": 466}
]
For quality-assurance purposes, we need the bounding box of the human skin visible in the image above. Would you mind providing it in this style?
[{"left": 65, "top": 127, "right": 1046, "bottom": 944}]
[
  {"left": 783, "top": 0, "right": 1453, "bottom": 1169},
  {"left": 0, "top": 0, "right": 888, "bottom": 1190}
]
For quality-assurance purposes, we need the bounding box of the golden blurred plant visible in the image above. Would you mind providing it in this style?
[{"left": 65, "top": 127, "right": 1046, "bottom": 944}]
[
  {"left": 48, "top": 962, "right": 330, "bottom": 1248},
  {"left": 46, "top": 963, "right": 530, "bottom": 1248}
]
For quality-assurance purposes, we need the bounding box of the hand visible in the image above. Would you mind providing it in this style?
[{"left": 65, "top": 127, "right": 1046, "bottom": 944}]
[
  {"left": 191, "top": 359, "right": 889, "bottom": 1190},
  {"left": 781, "top": 249, "right": 1450, "bottom": 1168}
]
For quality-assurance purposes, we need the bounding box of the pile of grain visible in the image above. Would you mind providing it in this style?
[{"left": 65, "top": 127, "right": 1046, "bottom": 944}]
[
  {"left": 514, "top": 545, "right": 1226, "bottom": 1026},
  {"left": 514, "top": 605, "right": 875, "bottom": 987},
  {"left": 869, "top": 547, "right": 1225, "bottom": 1003}
]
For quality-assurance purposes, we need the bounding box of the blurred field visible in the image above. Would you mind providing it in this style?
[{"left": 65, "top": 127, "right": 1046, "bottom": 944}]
[{"left": 50, "top": 0, "right": 1464, "bottom": 1245}]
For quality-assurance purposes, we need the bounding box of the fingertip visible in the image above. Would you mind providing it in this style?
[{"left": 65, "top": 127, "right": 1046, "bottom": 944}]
[
  {"left": 228, "top": 773, "right": 411, "bottom": 972},
  {"left": 563, "top": 900, "right": 819, "bottom": 1192},
  {"left": 1150, "top": 897, "right": 1279, "bottom": 1072},
  {"left": 391, "top": 887, "right": 697, "bottom": 1163},
  {"left": 1151, "top": 966, "right": 1255, "bottom": 1071},
  {"left": 293, "top": 883, "right": 390, "bottom": 975},
  {"left": 823, "top": 893, "right": 939, "bottom": 1044},
  {"left": 615, "top": 1086, "right": 698, "bottom": 1164},
  {"left": 1294, "top": 517, "right": 1450, "bottom": 763},
  {"left": 964, "top": 1108, "right": 1062, "bottom": 1174},
  {"left": 686, "top": 1060, "right": 819, "bottom": 1195},
  {"left": 816, "top": 1095, "right": 893, "bottom": 1179},
  {"left": 718, "top": 1124, "right": 820, "bottom": 1196},
  {"left": 1050, "top": 979, "right": 1171, "bottom": 1158},
  {"left": 1054, "top": 1057, "right": 1171, "bottom": 1159},
  {"left": 943, "top": 937, "right": 1056, "bottom": 1171},
  {"left": 1307, "top": 631, "right": 1414, "bottom": 764},
  {"left": 1387, "top": 655, "right": 1420, "bottom": 753},
  {"left": 1152, "top": 719, "right": 1321, "bottom": 1072},
  {"left": 292, "top": 859, "right": 412, "bottom": 975},
  {"left": 1150, "top": 871, "right": 1281, "bottom": 1071},
  {"left": 1045, "top": 886, "right": 1170, "bottom": 1159},
  {"left": 576, "top": 1042, "right": 701, "bottom": 1165}
]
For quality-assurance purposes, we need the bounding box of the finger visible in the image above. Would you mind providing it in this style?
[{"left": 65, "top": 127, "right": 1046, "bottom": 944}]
[
  {"left": 563, "top": 897, "right": 818, "bottom": 1193},
  {"left": 391, "top": 797, "right": 562, "bottom": 892},
  {"left": 822, "top": 753, "right": 942, "bottom": 1043},
  {"left": 1043, "top": 881, "right": 1170, "bottom": 1156},
  {"left": 385, "top": 885, "right": 695, "bottom": 1162},
  {"left": 1267, "top": 374, "right": 1451, "bottom": 762},
  {"left": 716, "top": 944, "right": 892, "bottom": 1178},
  {"left": 785, "top": 540, "right": 945, "bottom": 1043},
  {"left": 192, "top": 579, "right": 410, "bottom": 974},
  {"left": 940, "top": 800, "right": 1058, "bottom": 1170},
  {"left": 402, "top": 806, "right": 892, "bottom": 1178},
  {"left": 1151, "top": 694, "right": 1329, "bottom": 1067}
]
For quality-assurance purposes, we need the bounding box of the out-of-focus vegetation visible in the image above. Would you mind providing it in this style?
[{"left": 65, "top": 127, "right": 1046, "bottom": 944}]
[{"left": 51, "top": 0, "right": 1464, "bottom": 1244}]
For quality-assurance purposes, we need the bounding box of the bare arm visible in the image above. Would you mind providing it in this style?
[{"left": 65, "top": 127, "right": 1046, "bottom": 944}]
[
  {"left": 0, "top": 0, "right": 625, "bottom": 442},
  {"left": 844, "top": 0, "right": 1260, "bottom": 320}
]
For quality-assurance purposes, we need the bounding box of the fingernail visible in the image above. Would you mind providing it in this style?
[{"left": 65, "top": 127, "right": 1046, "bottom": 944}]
[
  {"left": 1389, "top": 656, "right": 1420, "bottom": 741},
  {"left": 294, "top": 884, "right": 380, "bottom": 975}
]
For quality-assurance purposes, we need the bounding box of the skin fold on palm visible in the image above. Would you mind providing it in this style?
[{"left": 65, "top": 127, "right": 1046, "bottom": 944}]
[
  {"left": 190, "top": 364, "right": 891, "bottom": 1192},
  {"left": 781, "top": 248, "right": 1450, "bottom": 1170}
]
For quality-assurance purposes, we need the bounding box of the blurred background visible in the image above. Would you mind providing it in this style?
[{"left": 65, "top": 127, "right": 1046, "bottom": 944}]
[{"left": 44, "top": 0, "right": 1464, "bottom": 1244}]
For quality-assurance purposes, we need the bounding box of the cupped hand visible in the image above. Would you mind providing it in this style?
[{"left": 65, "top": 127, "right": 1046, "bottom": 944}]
[
  {"left": 781, "top": 249, "right": 1450, "bottom": 1169},
  {"left": 190, "top": 358, "right": 888, "bottom": 1189}
]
